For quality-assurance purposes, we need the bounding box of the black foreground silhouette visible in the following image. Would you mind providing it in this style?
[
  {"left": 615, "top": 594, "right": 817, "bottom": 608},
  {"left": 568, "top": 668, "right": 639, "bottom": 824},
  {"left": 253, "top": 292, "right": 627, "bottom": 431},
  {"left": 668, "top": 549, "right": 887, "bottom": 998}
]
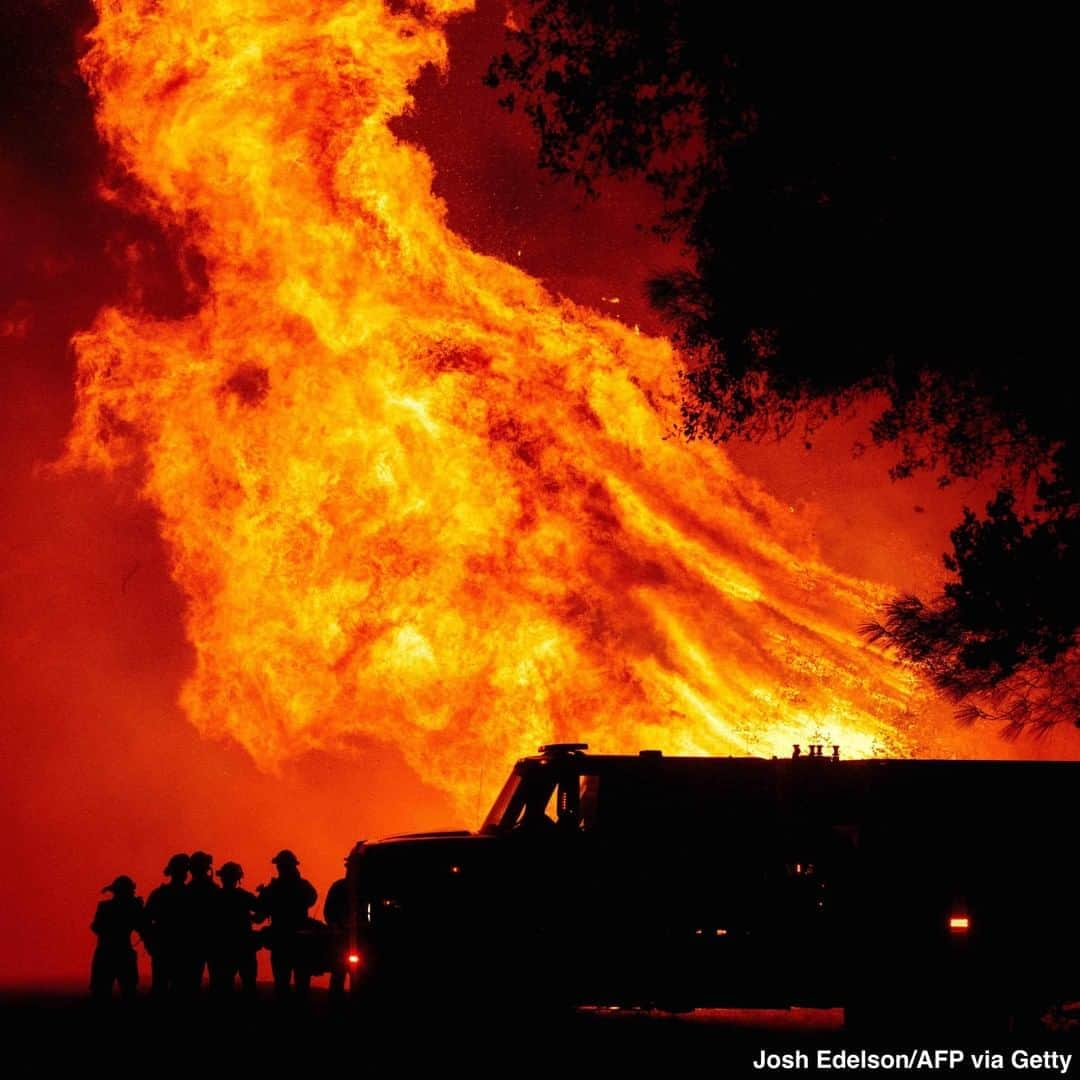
[{"left": 87, "top": 744, "right": 1080, "bottom": 1042}]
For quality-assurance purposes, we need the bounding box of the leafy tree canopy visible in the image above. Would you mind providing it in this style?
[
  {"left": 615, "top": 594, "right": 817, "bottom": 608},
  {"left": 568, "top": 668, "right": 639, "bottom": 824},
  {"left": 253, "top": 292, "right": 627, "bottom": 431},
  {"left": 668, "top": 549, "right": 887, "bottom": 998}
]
[{"left": 486, "top": 2, "right": 1077, "bottom": 734}]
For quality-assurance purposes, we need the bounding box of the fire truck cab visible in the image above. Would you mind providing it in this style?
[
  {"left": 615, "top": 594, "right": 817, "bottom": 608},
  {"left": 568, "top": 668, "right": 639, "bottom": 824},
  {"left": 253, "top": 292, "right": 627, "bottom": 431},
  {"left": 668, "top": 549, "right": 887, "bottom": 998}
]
[{"left": 343, "top": 744, "right": 1078, "bottom": 1026}]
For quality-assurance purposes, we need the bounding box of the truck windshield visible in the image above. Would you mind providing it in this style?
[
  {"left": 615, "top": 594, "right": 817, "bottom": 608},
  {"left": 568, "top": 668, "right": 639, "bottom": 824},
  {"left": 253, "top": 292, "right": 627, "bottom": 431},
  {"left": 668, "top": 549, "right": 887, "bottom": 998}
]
[
  {"left": 480, "top": 764, "right": 599, "bottom": 834},
  {"left": 480, "top": 771, "right": 524, "bottom": 834}
]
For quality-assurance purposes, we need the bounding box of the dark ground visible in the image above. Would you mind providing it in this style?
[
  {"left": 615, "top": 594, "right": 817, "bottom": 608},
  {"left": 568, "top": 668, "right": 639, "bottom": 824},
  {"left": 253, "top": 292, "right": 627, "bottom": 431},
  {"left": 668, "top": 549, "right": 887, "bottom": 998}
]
[{"left": 2, "top": 989, "right": 1077, "bottom": 1074}]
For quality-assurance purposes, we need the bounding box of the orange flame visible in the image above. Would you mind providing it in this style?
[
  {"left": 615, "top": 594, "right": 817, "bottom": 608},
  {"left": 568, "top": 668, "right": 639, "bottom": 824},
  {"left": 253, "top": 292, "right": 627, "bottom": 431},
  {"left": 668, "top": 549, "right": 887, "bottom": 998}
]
[{"left": 67, "top": 0, "right": 958, "bottom": 809}]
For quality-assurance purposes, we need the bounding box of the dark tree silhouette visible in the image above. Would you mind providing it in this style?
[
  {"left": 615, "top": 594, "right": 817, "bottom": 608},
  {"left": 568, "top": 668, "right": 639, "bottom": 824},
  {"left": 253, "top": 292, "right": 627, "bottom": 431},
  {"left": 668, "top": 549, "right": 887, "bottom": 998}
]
[
  {"left": 864, "top": 470, "right": 1079, "bottom": 736},
  {"left": 486, "top": 2, "right": 1077, "bottom": 734}
]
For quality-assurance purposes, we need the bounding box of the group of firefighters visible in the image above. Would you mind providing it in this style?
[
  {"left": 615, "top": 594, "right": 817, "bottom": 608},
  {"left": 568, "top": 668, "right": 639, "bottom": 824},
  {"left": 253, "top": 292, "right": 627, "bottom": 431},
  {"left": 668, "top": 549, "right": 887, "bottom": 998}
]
[{"left": 89, "top": 849, "right": 352, "bottom": 1002}]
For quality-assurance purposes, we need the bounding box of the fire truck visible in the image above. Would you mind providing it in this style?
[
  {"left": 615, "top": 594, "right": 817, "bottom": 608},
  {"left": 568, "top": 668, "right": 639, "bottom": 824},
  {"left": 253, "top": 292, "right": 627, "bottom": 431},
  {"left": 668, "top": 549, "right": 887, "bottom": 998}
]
[{"left": 339, "top": 744, "right": 1079, "bottom": 1027}]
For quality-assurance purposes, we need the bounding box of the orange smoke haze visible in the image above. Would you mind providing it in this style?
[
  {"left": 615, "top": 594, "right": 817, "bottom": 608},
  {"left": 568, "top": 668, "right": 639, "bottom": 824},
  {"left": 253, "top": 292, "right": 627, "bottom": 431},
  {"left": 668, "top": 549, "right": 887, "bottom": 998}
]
[{"left": 2, "top": 0, "right": 1072, "bottom": 986}]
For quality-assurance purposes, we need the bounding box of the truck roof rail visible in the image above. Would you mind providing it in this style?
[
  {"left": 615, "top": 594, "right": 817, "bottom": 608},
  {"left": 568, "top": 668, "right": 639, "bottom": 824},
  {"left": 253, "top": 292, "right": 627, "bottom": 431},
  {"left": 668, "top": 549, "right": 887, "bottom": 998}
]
[
  {"left": 538, "top": 742, "right": 589, "bottom": 755},
  {"left": 793, "top": 744, "right": 841, "bottom": 760}
]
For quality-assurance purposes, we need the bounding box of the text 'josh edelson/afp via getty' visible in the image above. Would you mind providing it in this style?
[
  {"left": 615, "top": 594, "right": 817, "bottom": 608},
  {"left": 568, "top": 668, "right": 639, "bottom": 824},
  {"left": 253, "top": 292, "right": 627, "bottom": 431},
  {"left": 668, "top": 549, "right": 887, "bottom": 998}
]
[{"left": 751, "top": 1049, "right": 1073, "bottom": 1073}]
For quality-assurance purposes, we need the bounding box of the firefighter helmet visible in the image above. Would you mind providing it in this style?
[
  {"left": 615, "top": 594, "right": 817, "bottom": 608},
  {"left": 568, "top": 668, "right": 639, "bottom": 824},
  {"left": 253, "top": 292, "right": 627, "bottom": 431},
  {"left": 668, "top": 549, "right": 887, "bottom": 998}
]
[{"left": 163, "top": 853, "right": 190, "bottom": 876}]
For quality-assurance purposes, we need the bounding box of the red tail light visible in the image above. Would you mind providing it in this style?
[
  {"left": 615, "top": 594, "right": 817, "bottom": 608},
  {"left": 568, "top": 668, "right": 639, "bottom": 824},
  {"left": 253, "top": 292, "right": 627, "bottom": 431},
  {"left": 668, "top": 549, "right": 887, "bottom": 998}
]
[
  {"left": 948, "top": 915, "right": 970, "bottom": 932},
  {"left": 347, "top": 952, "right": 361, "bottom": 966}
]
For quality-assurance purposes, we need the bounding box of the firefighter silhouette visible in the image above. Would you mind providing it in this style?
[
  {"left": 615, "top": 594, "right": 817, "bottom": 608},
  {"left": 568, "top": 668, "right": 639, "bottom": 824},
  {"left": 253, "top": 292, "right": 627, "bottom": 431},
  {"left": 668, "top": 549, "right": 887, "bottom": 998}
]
[
  {"left": 255, "top": 849, "right": 318, "bottom": 999},
  {"left": 184, "top": 850, "right": 220, "bottom": 992},
  {"left": 143, "top": 853, "right": 190, "bottom": 997},
  {"left": 90, "top": 875, "right": 144, "bottom": 1002},
  {"left": 210, "top": 861, "right": 260, "bottom": 997},
  {"left": 324, "top": 862, "right": 349, "bottom": 999}
]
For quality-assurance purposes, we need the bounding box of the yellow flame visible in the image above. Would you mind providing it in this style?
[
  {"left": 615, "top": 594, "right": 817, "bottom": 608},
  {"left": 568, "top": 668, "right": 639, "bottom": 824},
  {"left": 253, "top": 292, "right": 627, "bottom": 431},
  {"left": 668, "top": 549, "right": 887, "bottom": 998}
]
[{"left": 68, "top": 0, "right": 956, "bottom": 807}]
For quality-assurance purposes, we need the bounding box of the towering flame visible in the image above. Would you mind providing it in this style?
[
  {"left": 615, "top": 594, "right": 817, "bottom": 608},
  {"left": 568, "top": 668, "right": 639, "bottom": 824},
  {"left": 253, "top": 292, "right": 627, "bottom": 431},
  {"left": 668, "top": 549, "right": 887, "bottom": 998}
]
[{"left": 67, "top": 0, "right": 951, "bottom": 807}]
